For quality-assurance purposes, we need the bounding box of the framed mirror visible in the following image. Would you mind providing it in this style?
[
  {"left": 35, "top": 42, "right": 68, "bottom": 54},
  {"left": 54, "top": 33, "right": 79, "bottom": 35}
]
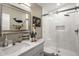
[{"left": 1, "top": 4, "right": 31, "bottom": 31}]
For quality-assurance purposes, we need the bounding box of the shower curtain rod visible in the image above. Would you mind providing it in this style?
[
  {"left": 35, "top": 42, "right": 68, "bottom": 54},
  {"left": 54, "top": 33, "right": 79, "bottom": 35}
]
[
  {"left": 57, "top": 6, "right": 79, "bottom": 13},
  {"left": 42, "top": 6, "right": 79, "bottom": 16}
]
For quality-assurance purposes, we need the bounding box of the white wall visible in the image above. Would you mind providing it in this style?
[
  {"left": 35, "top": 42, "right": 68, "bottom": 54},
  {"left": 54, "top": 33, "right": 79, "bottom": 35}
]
[{"left": 42, "top": 3, "right": 79, "bottom": 55}]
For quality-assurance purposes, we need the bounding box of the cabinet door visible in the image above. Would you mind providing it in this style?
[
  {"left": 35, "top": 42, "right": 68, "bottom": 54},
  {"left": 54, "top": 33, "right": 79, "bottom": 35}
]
[
  {"left": 35, "top": 52, "right": 44, "bottom": 56},
  {"left": 19, "top": 43, "right": 44, "bottom": 56}
]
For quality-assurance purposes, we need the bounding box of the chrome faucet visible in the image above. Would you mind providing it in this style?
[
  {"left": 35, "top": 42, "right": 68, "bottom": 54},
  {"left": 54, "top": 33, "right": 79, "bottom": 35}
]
[
  {"left": 0, "top": 35, "right": 8, "bottom": 47},
  {"left": 12, "top": 38, "right": 16, "bottom": 45}
]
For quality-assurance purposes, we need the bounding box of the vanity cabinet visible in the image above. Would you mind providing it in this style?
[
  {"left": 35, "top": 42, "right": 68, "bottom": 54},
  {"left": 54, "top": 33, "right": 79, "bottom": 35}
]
[{"left": 19, "top": 43, "right": 44, "bottom": 56}]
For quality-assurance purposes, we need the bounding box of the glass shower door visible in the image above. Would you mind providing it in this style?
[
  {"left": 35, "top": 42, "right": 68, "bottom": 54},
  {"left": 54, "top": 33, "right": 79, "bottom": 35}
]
[
  {"left": 55, "top": 9, "right": 77, "bottom": 56},
  {"left": 74, "top": 8, "right": 79, "bottom": 55}
]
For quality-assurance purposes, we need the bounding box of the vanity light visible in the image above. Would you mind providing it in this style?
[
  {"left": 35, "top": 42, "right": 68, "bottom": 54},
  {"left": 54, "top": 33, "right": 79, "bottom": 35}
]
[{"left": 26, "top": 14, "right": 29, "bottom": 19}]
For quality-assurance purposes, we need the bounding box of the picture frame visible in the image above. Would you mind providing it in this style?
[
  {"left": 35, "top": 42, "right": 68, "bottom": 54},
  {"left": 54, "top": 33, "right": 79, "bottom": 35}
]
[{"left": 33, "top": 16, "right": 41, "bottom": 27}]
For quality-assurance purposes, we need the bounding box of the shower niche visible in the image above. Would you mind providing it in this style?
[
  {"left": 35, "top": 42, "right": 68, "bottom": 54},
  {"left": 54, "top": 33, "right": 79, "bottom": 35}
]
[{"left": 56, "top": 25, "right": 65, "bottom": 31}]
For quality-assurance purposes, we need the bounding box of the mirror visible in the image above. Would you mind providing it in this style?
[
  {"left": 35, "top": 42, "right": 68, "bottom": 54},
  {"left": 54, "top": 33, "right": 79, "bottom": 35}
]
[{"left": 2, "top": 4, "right": 30, "bottom": 31}]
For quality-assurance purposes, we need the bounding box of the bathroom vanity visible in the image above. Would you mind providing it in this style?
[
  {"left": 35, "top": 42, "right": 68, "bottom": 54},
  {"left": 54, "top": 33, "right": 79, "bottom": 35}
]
[
  {"left": 0, "top": 39, "right": 44, "bottom": 56},
  {"left": 19, "top": 39, "right": 44, "bottom": 56}
]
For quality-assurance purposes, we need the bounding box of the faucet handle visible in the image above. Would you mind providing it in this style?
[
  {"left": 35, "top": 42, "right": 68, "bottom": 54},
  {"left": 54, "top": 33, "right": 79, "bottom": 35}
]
[{"left": 12, "top": 42, "right": 16, "bottom": 45}]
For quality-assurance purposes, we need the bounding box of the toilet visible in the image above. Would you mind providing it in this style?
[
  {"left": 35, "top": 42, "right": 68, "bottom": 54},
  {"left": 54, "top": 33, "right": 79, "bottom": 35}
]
[{"left": 44, "top": 47, "right": 58, "bottom": 56}]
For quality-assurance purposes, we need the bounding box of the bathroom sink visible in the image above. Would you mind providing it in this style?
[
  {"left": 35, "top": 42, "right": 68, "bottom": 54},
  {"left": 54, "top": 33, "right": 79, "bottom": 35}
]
[{"left": 1, "top": 43, "right": 30, "bottom": 55}]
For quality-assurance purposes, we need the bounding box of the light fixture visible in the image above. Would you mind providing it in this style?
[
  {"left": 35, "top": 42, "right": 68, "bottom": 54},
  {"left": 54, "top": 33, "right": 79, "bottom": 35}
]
[
  {"left": 57, "top": 3, "right": 60, "bottom": 6},
  {"left": 26, "top": 14, "right": 29, "bottom": 19}
]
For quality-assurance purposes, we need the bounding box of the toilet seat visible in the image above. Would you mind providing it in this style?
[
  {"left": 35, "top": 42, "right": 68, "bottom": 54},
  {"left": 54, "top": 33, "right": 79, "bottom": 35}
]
[{"left": 44, "top": 46, "right": 57, "bottom": 56}]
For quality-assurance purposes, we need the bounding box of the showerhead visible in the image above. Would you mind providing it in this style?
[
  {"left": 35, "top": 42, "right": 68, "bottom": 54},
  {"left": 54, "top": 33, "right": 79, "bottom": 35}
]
[
  {"left": 42, "top": 14, "right": 49, "bottom": 16},
  {"left": 64, "top": 14, "right": 70, "bottom": 16},
  {"left": 64, "top": 10, "right": 79, "bottom": 17}
]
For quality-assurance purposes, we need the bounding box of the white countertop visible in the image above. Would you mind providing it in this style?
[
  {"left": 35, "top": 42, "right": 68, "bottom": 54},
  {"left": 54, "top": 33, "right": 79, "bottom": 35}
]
[{"left": 0, "top": 39, "right": 44, "bottom": 56}]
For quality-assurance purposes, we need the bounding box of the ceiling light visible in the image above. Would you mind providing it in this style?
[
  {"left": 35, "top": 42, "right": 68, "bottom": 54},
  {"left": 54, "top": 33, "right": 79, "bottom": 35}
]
[{"left": 57, "top": 3, "right": 60, "bottom": 6}]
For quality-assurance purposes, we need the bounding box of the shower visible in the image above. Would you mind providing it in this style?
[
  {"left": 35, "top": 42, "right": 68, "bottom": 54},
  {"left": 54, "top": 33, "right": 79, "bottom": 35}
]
[{"left": 43, "top": 4, "right": 79, "bottom": 56}]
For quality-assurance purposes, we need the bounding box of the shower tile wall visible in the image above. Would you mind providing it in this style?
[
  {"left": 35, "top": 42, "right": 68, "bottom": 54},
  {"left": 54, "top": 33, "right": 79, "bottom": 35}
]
[{"left": 43, "top": 3, "right": 79, "bottom": 55}]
